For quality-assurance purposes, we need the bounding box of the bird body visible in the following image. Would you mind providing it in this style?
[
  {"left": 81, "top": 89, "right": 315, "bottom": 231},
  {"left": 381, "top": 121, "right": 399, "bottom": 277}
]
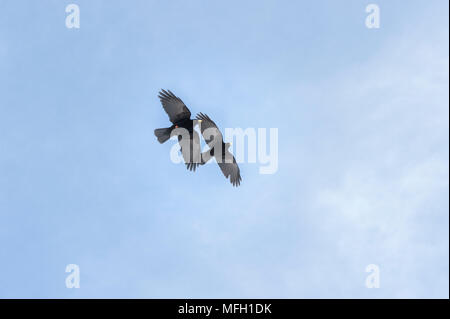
[
  {"left": 196, "top": 113, "right": 242, "bottom": 187},
  {"left": 154, "top": 90, "right": 193, "bottom": 143}
]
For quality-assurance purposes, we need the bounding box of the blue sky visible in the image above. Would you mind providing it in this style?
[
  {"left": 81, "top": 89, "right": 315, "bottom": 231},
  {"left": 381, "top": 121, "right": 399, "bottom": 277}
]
[{"left": 0, "top": 0, "right": 448, "bottom": 298}]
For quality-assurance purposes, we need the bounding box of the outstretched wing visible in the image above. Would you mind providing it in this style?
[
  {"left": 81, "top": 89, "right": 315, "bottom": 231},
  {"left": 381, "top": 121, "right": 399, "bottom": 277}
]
[
  {"left": 218, "top": 156, "right": 242, "bottom": 187},
  {"left": 196, "top": 113, "right": 223, "bottom": 147},
  {"left": 178, "top": 130, "right": 202, "bottom": 172},
  {"left": 158, "top": 89, "right": 191, "bottom": 124}
]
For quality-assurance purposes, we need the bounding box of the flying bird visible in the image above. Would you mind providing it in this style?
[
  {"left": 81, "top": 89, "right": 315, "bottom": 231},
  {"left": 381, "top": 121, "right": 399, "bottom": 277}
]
[
  {"left": 196, "top": 113, "right": 242, "bottom": 187},
  {"left": 154, "top": 90, "right": 242, "bottom": 186},
  {"left": 154, "top": 89, "right": 202, "bottom": 171}
]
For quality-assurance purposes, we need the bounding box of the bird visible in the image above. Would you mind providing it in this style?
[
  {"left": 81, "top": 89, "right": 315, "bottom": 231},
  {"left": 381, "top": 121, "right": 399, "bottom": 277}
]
[
  {"left": 196, "top": 112, "right": 242, "bottom": 187},
  {"left": 154, "top": 89, "right": 202, "bottom": 171}
]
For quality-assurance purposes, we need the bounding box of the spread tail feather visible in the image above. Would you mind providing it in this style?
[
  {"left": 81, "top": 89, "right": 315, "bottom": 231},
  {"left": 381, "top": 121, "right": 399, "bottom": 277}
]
[{"left": 154, "top": 127, "right": 172, "bottom": 144}]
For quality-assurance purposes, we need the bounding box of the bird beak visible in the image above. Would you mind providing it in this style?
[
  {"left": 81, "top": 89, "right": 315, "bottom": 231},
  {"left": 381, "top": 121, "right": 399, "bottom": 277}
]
[{"left": 229, "top": 142, "right": 232, "bottom": 146}]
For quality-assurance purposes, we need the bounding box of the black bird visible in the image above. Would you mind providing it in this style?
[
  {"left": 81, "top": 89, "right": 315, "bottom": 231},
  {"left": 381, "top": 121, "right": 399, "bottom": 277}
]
[
  {"left": 196, "top": 113, "right": 242, "bottom": 187},
  {"left": 154, "top": 89, "right": 202, "bottom": 171}
]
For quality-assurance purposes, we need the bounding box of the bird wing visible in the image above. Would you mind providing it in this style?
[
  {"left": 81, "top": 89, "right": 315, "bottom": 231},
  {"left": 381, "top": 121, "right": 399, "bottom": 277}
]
[
  {"left": 178, "top": 130, "right": 202, "bottom": 172},
  {"left": 196, "top": 113, "right": 223, "bottom": 147},
  {"left": 158, "top": 89, "right": 191, "bottom": 124},
  {"left": 200, "top": 149, "right": 213, "bottom": 165},
  {"left": 218, "top": 154, "right": 242, "bottom": 187}
]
